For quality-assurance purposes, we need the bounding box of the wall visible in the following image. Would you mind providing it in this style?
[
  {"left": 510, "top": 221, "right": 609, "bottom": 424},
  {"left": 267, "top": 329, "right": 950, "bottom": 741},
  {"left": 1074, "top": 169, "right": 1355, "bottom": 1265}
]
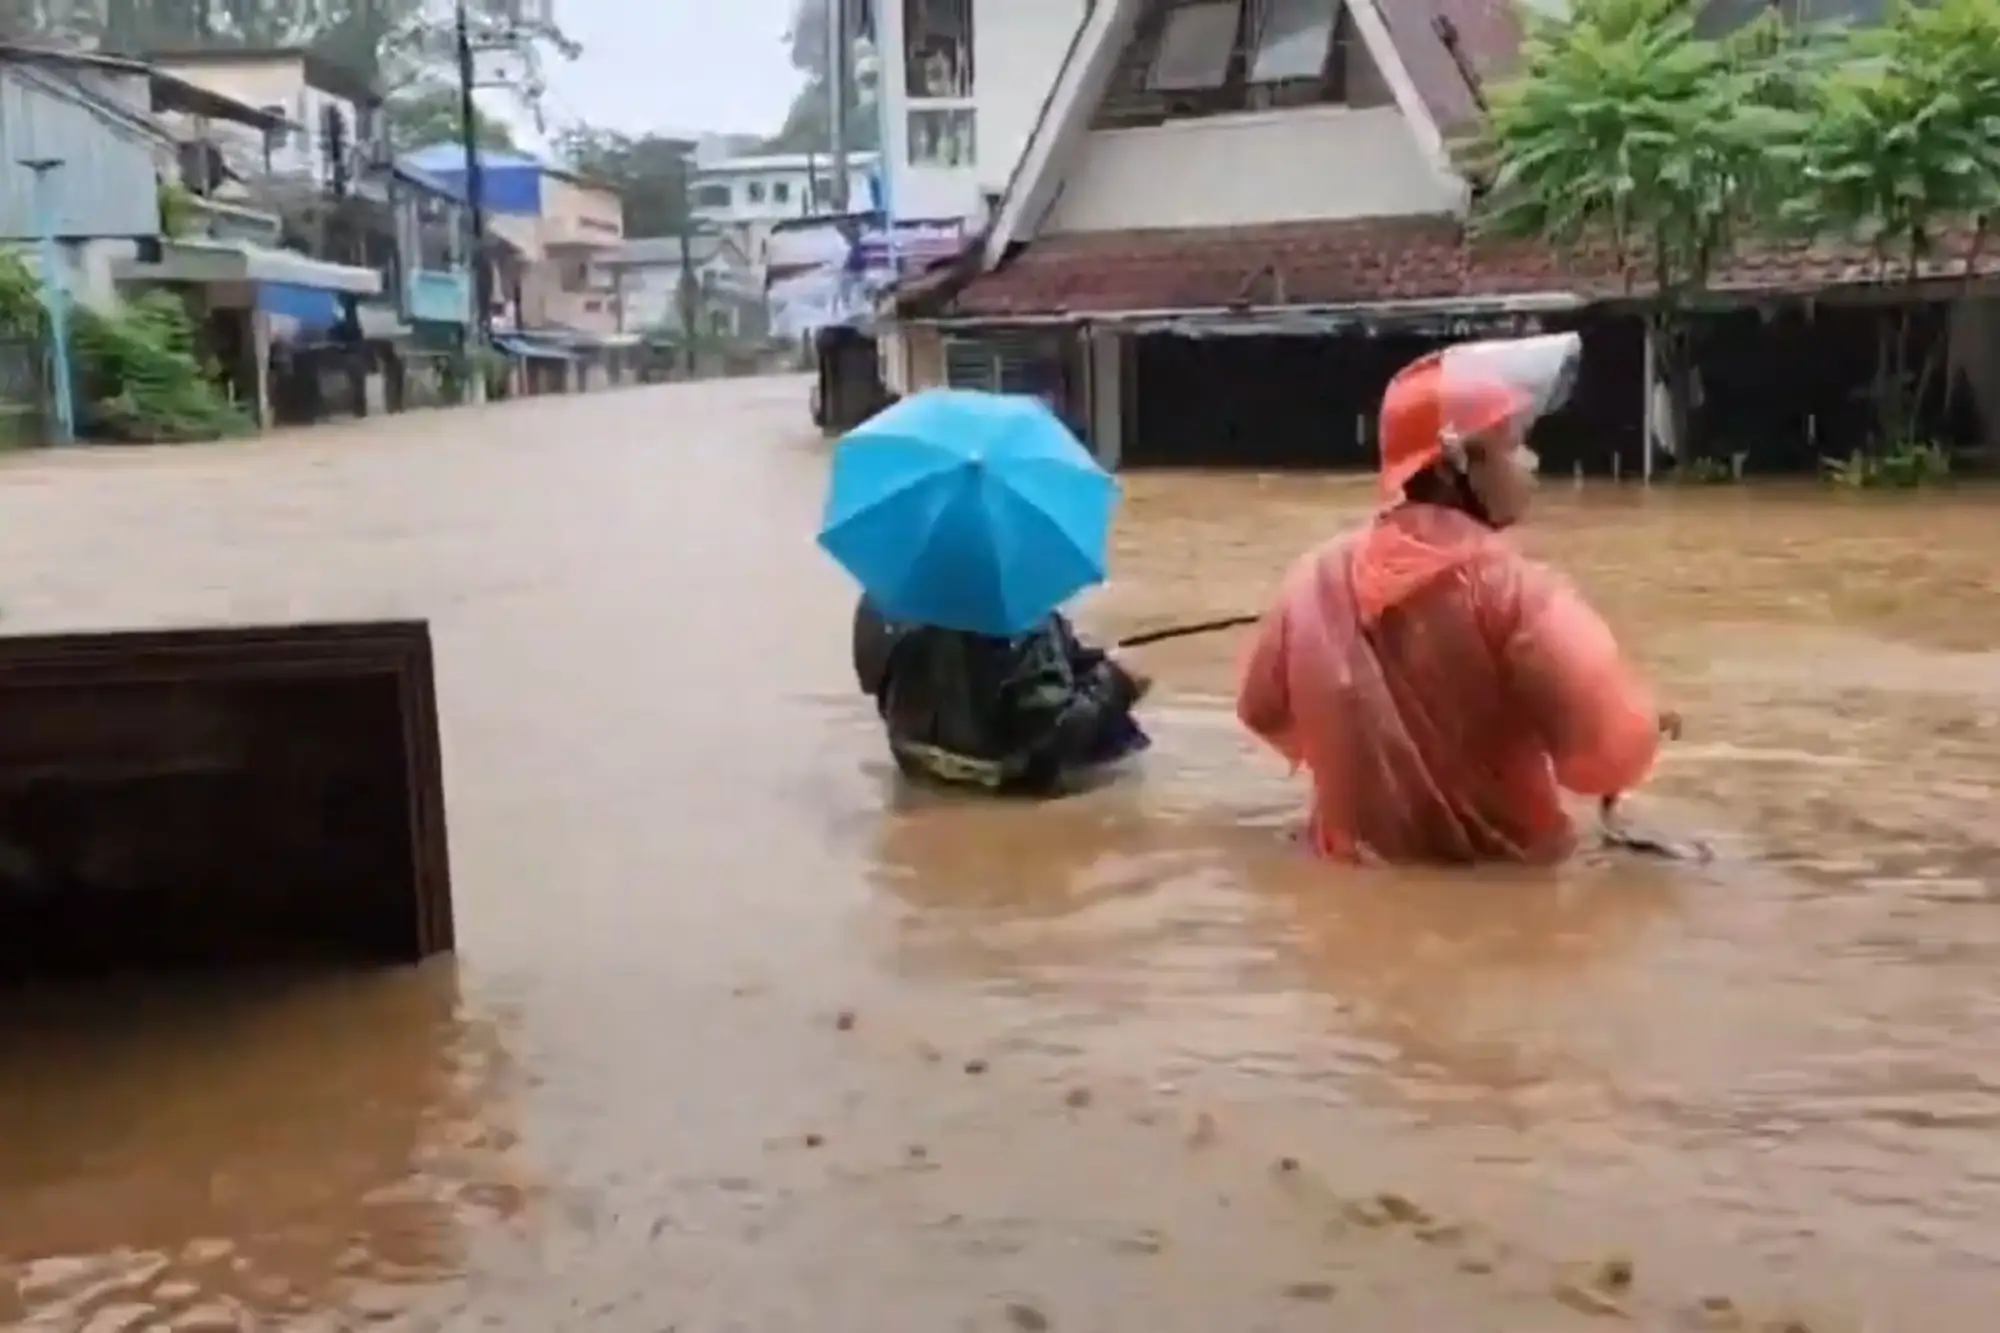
[
  {"left": 1042, "top": 105, "right": 1459, "bottom": 234},
  {"left": 0, "top": 66, "right": 162, "bottom": 241},
  {"left": 152, "top": 56, "right": 365, "bottom": 183},
  {"left": 689, "top": 161, "right": 878, "bottom": 228},
  {"left": 878, "top": 0, "right": 1088, "bottom": 222},
  {"left": 539, "top": 173, "right": 624, "bottom": 248}
]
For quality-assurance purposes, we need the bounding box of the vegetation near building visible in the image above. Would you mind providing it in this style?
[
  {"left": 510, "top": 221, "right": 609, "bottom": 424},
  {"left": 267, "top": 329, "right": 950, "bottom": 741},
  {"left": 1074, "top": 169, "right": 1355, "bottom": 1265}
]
[{"left": 1476, "top": 0, "right": 2000, "bottom": 483}]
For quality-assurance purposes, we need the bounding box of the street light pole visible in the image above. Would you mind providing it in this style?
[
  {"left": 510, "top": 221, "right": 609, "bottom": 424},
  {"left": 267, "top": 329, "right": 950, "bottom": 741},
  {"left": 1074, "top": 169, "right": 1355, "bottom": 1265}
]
[{"left": 455, "top": 0, "right": 491, "bottom": 403}]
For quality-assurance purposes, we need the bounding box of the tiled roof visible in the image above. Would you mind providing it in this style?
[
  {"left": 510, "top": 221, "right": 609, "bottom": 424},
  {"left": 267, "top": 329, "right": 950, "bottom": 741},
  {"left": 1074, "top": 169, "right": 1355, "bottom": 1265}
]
[{"left": 942, "top": 216, "right": 2000, "bottom": 319}]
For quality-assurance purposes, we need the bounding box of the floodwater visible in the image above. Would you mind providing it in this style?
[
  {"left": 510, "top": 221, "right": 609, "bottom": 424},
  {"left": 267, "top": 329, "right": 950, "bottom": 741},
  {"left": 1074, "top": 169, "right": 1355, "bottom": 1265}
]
[{"left": 1, "top": 375, "right": 1998, "bottom": 1331}]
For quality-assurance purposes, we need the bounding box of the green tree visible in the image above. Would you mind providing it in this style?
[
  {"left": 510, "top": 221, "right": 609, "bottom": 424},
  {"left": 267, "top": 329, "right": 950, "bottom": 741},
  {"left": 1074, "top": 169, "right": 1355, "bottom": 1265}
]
[
  {"left": 1786, "top": 0, "right": 2000, "bottom": 451},
  {"left": 385, "top": 85, "right": 518, "bottom": 152},
  {"left": 551, "top": 126, "right": 696, "bottom": 238},
  {"left": 1475, "top": 0, "right": 1810, "bottom": 462}
]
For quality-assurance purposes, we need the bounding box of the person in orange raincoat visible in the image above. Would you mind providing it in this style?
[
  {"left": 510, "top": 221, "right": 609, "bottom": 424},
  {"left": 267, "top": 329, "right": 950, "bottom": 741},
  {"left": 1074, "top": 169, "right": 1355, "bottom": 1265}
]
[{"left": 1236, "top": 333, "right": 1672, "bottom": 864}]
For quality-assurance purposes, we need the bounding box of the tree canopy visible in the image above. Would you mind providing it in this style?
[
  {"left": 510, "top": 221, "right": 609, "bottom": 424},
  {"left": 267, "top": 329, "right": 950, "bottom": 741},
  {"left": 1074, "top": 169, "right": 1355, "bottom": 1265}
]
[
  {"left": 1478, "top": 0, "right": 2000, "bottom": 464},
  {"left": 765, "top": 0, "right": 880, "bottom": 154},
  {"left": 551, "top": 126, "right": 696, "bottom": 238},
  {"left": 384, "top": 86, "right": 518, "bottom": 153}
]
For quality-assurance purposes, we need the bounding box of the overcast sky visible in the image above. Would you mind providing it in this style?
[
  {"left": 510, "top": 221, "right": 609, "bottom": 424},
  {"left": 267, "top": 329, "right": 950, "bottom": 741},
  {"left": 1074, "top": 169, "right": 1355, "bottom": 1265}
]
[{"left": 535, "top": 0, "right": 805, "bottom": 139}]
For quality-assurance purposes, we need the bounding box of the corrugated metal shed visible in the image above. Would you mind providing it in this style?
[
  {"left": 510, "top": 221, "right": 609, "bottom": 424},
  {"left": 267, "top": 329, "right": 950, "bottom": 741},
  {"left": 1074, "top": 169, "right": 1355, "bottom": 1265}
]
[{"left": 0, "top": 61, "right": 165, "bottom": 242}]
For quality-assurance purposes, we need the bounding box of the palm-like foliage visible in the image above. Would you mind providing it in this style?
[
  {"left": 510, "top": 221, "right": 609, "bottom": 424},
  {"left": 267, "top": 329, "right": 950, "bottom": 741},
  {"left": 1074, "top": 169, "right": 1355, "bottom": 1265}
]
[
  {"left": 1785, "top": 0, "right": 2000, "bottom": 443},
  {"left": 1476, "top": 0, "right": 1810, "bottom": 299}
]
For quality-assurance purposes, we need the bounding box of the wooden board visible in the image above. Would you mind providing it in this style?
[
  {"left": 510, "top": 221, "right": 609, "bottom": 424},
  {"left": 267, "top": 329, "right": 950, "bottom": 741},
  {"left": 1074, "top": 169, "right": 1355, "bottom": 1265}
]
[{"left": 0, "top": 621, "right": 454, "bottom": 981}]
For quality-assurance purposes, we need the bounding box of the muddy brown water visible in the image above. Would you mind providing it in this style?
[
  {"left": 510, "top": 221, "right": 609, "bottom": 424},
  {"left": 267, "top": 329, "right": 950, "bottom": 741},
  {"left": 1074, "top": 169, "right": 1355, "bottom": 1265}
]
[{"left": 2, "top": 375, "right": 1999, "bottom": 1330}]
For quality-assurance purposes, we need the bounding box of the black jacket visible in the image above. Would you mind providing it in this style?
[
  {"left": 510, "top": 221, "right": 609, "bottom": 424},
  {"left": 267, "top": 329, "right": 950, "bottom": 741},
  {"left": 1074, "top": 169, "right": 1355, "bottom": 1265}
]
[{"left": 852, "top": 596, "right": 1140, "bottom": 793}]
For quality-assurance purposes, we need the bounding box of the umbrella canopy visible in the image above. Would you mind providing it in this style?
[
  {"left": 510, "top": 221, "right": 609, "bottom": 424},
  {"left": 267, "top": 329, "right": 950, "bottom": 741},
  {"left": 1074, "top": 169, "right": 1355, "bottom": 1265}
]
[{"left": 818, "top": 390, "right": 1120, "bottom": 637}]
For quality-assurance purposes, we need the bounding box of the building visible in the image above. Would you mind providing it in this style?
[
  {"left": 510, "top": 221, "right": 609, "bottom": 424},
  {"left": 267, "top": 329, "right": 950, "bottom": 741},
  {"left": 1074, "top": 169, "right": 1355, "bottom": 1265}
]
[
  {"left": 146, "top": 47, "right": 476, "bottom": 413},
  {"left": 606, "top": 231, "right": 763, "bottom": 341},
  {"left": 399, "top": 143, "right": 626, "bottom": 338},
  {"left": 142, "top": 46, "right": 384, "bottom": 190},
  {"left": 890, "top": 0, "right": 2000, "bottom": 472},
  {"left": 864, "top": 0, "right": 1092, "bottom": 223},
  {"left": 688, "top": 148, "right": 880, "bottom": 249},
  {"left": 0, "top": 44, "right": 384, "bottom": 431}
]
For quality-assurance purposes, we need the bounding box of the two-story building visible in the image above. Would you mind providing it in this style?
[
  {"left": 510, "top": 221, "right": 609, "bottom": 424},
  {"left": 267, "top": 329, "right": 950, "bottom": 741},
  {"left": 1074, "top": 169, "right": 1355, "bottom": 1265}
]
[
  {"left": 891, "top": 0, "right": 2000, "bottom": 471},
  {"left": 145, "top": 45, "right": 475, "bottom": 413},
  {"left": 399, "top": 143, "right": 626, "bottom": 337}
]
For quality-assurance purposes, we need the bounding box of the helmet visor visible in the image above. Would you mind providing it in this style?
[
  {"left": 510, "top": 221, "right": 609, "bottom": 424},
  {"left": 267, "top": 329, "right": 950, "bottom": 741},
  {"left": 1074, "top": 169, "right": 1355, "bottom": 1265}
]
[{"left": 1434, "top": 332, "right": 1581, "bottom": 460}]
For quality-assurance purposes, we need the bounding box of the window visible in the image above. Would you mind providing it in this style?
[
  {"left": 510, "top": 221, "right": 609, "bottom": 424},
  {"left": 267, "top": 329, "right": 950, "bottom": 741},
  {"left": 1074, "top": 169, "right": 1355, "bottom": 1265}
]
[
  {"left": 561, "top": 260, "right": 591, "bottom": 292},
  {"left": 908, "top": 107, "right": 977, "bottom": 168},
  {"left": 1147, "top": 1, "right": 1240, "bottom": 90},
  {"left": 694, "top": 183, "right": 732, "bottom": 208},
  {"left": 772, "top": 180, "right": 791, "bottom": 204},
  {"left": 1248, "top": 0, "right": 1340, "bottom": 83},
  {"left": 747, "top": 180, "right": 766, "bottom": 203},
  {"left": 1100, "top": 0, "right": 1354, "bottom": 127},
  {"left": 903, "top": 0, "right": 975, "bottom": 97}
]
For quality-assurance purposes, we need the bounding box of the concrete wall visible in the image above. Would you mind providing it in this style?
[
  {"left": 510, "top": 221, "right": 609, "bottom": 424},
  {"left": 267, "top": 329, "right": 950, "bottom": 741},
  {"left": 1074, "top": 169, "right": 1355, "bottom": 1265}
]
[{"left": 1042, "top": 105, "right": 1458, "bottom": 234}]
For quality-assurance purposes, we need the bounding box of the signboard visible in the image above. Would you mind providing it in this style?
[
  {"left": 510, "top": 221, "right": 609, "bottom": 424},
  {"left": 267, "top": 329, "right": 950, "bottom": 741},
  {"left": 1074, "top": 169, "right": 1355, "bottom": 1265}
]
[{"left": 765, "top": 214, "right": 966, "bottom": 339}]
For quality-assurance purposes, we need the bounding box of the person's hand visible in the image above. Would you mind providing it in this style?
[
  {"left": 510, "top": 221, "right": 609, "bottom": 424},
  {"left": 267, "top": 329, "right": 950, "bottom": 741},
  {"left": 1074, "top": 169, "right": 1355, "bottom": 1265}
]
[
  {"left": 1109, "top": 649, "right": 1154, "bottom": 703},
  {"left": 1657, "top": 709, "right": 1683, "bottom": 740}
]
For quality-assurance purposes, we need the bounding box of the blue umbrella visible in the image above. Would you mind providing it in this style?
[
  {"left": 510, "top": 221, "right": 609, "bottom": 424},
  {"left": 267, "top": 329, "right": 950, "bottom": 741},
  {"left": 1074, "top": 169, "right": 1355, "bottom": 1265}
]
[{"left": 818, "top": 389, "right": 1120, "bottom": 637}]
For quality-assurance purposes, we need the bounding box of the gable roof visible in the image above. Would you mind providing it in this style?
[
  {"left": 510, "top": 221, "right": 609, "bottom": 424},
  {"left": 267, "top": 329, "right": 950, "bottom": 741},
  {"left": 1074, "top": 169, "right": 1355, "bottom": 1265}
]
[
  {"left": 981, "top": 0, "right": 1497, "bottom": 270},
  {"left": 980, "top": 0, "right": 1512, "bottom": 274}
]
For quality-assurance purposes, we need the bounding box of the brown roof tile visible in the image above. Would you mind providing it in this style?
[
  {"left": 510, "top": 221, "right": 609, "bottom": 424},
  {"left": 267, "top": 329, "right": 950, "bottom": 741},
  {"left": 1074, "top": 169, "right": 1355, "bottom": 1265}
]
[{"left": 943, "top": 217, "right": 2000, "bottom": 319}]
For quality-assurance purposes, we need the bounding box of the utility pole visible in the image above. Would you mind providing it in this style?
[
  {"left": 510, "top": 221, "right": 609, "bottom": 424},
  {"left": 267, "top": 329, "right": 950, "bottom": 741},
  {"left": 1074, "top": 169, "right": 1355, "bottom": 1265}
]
[
  {"left": 675, "top": 153, "right": 698, "bottom": 376},
  {"left": 455, "top": 0, "right": 490, "bottom": 404},
  {"left": 827, "top": 0, "right": 851, "bottom": 211}
]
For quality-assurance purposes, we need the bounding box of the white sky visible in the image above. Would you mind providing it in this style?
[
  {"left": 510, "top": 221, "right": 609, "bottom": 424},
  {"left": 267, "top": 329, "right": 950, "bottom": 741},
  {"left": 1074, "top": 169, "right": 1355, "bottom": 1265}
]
[{"left": 530, "top": 0, "right": 806, "bottom": 142}]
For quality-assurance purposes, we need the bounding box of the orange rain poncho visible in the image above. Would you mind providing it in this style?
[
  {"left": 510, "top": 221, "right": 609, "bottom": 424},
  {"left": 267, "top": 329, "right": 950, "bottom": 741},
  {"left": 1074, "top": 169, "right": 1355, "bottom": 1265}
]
[{"left": 1236, "top": 335, "right": 1661, "bottom": 864}]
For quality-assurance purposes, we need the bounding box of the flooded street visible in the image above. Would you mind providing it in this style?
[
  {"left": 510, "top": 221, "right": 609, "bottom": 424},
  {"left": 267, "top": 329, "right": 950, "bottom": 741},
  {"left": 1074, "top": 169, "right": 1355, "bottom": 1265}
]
[{"left": 3, "top": 374, "right": 2000, "bottom": 1330}]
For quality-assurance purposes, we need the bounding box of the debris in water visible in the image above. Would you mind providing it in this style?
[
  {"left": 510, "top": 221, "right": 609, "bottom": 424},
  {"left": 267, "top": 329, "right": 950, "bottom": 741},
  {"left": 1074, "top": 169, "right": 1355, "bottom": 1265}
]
[
  {"left": 1551, "top": 1277, "right": 1627, "bottom": 1319},
  {"left": 1691, "top": 1296, "right": 1744, "bottom": 1329},
  {"left": 1415, "top": 1221, "right": 1468, "bottom": 1246},
  {"left": 1280, "top": 1280, "right": 1337, "bottom": 1303},
  {"left": 906, "top": 1144, "right": 928, "bottom": 1163},
  {"left": 1456, "top": 1256, "right": 1494, "bottom": 1275},
  {"left": 1064, "top": 1086, "right": 1092, "bottom": 1109},
  {"left": 1593, "top": 1254, "right": 1635, "bottom": 1292},
  {"left": 1003, "top": 1300, "right": 1050, "bottom": 1331},
  {"left": 963, "top": 1058, "right": 989, "bottom": 1075},
  {"left": 803, "top": 1133, "right": 824, "bottom": 1149},
  {"left": 1186, "top": 1111, "right": 1218, "bottom": 1147},
  {"left": 834, "top": 1008, "right": 856, "bottom": 1031},
  {"left": 1275, "top": 1155, "right": 1300, "bottom": 1174},
  {"left": 1375, "top": 1191, "right": 1428, "bottom": 1225},
  {"left": 1109, "top": 1227, "right": 1166, "bottom": 1256}
]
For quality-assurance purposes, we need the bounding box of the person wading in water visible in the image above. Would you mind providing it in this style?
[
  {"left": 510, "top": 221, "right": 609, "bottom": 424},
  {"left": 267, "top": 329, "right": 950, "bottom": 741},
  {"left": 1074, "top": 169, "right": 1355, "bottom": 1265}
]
[{"left": 1236, "top": 333, "right": 1683, "bottom": 864}]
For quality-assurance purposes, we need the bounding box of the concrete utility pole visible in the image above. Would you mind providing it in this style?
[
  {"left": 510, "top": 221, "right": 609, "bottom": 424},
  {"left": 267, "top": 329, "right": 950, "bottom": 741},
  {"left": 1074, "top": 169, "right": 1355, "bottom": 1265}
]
[{"left": 827, "top": 0, "right": 852, "bottom": 211}]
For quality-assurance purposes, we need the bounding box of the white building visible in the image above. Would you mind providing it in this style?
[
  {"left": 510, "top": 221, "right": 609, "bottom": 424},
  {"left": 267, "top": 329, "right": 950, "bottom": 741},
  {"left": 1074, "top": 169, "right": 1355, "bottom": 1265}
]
[
  {"left": 688, "top": 150, "right": 880, "bottom": 231},
  {"left": 866, "top": 0, "right": 1092, "bottom": 224},
  {"left": 607, "top": 231, "right": 763, "bottom": 340}
]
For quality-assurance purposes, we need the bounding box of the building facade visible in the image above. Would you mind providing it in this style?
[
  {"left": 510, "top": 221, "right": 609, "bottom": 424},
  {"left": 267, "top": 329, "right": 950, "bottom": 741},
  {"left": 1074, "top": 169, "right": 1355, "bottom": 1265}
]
[{"left": 866, "top": 0, "right": 1092, "bottom": 223}]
